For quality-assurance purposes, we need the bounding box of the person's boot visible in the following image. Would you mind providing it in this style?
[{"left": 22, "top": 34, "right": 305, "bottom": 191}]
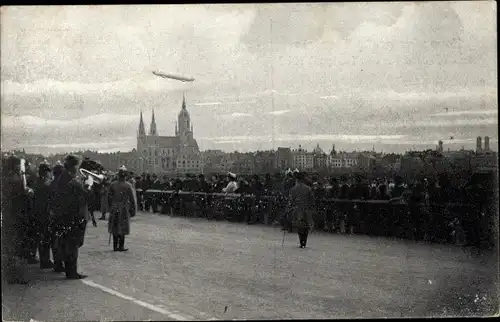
[
  {"left": 39, "top": 244, "right": 54, "bottom": 269},
  {"left": 40, "top": 260, "right": 54, "bottom": 269},
  {"left": 53, "top": 261, "right": 65, "bottom": 273},
  {"left": 113, "top": 235, "right": 119, "bottom": 251},
  {"left": 65, "top": 259, "right": 87, "bottom": 280},
  {"left": 118, "top": 236, "right": 128, "bottom": 252},
  {"left": 52, "top": 245, "right": 65, "bottom": 272},
  {"left": 303, "top": 234, "right": 308, "bottom": 248}
]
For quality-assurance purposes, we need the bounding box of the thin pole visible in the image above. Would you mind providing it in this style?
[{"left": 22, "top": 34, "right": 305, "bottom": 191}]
[{"left": 270, "top": 18, "right": 275, "bottom": 151}]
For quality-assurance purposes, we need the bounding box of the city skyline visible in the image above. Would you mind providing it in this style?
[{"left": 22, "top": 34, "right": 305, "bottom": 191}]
[{"left": 1, "top": 3, "right": 497, "bottom": 155}]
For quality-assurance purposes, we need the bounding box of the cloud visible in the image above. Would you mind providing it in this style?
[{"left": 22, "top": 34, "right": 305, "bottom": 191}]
[
  {"left": 194, "top": 102, "right": 222, "bottom": 106},
  {"left": 220, "top": 112, "right": 253, "bottom": 119},
  {"left": 1, "top": 3, "right": 497, "bottom": 154},
  {"left": 1, "top": 76, "right": 194, "bottom": 97},
  {"left": 362, "top": 118, "right": 497, "bottom": 130},
  {"left": 203, "top": 134, "right": 407, "bottom": 143},
  {"left": 214, "top": 140, "right": 244, "bottom": 144},
  {"left": 266, "top": 110, "right": 290, "bottom": 116},
  {"left": 1, "top": 113, "right": 137, "bottom": 130},
  {"left": 429, "top": 109, "right": 498, "bottom": 117}
]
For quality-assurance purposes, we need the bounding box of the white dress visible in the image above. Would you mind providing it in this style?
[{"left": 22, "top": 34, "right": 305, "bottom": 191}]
[{"left": 127, "top": 180, "right": 138, "bottom": 213}]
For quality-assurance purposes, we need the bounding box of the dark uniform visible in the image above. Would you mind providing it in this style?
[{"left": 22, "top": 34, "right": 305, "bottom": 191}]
[
  {"left": 32, "top": 163, "right": 55, "bottom": 269},
  {"left": 108, "top": 169, "right": 136, "bottom": 251},
  {"left": 1, "top": 156, "right": 30, "bottom": 284},
  {"left": 48, "top": 163, "right": 65, "bottom": 272},
  {"left": 325, "top": 178, "right": 339, "bottom": 232},
  {"left": 279, "top": 174, "right": 294, "bottom": 230},
  {"left": 348, "top": 177, "right": 370, "bottom": 234},
  {"left": 288, "top": 173, "right": 314, "bottom": 248},
  {"left": 142, "top": 174, "right": 153, "bottom": 211},
  {"left": 150, "top": 176, "right": 162, "bottom": 213},
  {"left": 24, "top": 169, "right": 38, "bottom": 264},
  {"left": 50, "top": 156, "right": 88, "bottom": 279}
]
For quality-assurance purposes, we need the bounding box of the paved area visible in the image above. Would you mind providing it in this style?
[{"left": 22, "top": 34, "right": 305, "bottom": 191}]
[{"left": 3, "top": 211, "right": 498, "bottom": 321}]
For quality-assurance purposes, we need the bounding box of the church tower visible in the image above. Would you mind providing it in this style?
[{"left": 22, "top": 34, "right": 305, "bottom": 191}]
[
  {"left": 149, "top": 109, "right": 158, "bottom": 136},
  {"left": 177, "top": 94, "right": 193, "bottom": 145},
  {"left": 137, "top": 110, "right": 146, "bottom": 150}
]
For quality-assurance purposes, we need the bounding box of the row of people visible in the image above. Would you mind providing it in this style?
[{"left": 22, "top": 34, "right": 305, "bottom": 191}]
[{"left": 1, "top": 155, "right": 136, "bottom": 284}]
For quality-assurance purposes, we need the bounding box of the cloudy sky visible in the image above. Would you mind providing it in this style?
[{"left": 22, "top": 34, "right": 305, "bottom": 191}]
[{"left": 1, "top": 2, "right": 497, "bottom": 155}]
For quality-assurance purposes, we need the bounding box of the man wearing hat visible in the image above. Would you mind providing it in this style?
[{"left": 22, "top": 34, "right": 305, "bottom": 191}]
[
  {"left": 1, "top": 155, "right": 30, "bottom": 284},
  {"left": 281, "top": 169, "right": 296, "bottom": 232},
  {"left": 222, "top": 172, "right": 238, "bottom": 193},
  {"left": 107, "top": 166, "right": 136, "bottom": 251},
  {"left": 32, "top": 162, "right": 55, "bottom": 269},
  {"left": 288, "top": 171, "right": 315, "bottom": 248},
  {"left": 50, "top": 155, "right": 88, "bottom": 279},
  {"left": 48, "top": 161, "right": 65, "bottom": 272}
]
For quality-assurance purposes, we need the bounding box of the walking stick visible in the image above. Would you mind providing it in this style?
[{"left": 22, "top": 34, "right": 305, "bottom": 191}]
[
  {"left": 282, "top": 228, "right": 286, "bottom": 246},
  {"left": 108, "top": 233, "right": 111, "bottom": 246}
]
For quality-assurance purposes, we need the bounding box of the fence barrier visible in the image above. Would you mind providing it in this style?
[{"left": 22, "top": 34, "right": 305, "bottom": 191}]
[{"left": 135, "top": 189, "right": 496, "bottom": 250}]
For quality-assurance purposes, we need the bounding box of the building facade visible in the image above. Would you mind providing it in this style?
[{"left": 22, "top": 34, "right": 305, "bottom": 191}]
[
  {"left": 136, "top": 95, "right": 203, "bottom": 175},
  {"left": 292, "top": 145, "right": 314, "bottom": 170},
  {"left": 327, "top": 152, "right": 359, "bottom": 168}
]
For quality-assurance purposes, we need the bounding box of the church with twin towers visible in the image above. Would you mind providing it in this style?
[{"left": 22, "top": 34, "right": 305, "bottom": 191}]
[{"left": 136, "top": 94, "right": 203, "bottom": 174}]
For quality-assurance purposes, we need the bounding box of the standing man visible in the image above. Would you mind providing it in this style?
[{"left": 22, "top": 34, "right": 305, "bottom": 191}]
[
  {"left": 1, "top": 155, "right": 31, "bottom": 284},
  {"left": 288, "top": 172, "right": 315, "bottom": 248},
  {"left": 48, "top": 161, "right": 65, "bottom": 273},
  {"left": 33, "top": 162, "right": 55, "bottom": 269},
  {"left": 281, "top": 170, "right": 296, "bottom": 232},
  {"left": 108, "top": 166, "right": 136, "bottom": 252},
  {"left": 51, "top": 155, "right": 88, "bottom": 279}
]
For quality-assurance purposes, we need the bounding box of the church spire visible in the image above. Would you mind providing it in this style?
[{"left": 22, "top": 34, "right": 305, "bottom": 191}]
[
  {"left": 149, "top": 109, "right": 158, "bottom": 136},
  {"left": 182, "top": 93, "right": 186, "bottom": 110},
  {"left": 138, "top": 110, "right": 146, "bottom": 137}
]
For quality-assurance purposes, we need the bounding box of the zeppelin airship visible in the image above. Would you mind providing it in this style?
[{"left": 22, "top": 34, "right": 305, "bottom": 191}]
[{"left": 152, "top": 71, "right": 195, "bottom": 82}]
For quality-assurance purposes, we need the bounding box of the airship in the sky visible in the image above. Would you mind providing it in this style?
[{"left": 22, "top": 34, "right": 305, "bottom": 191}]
[{"left": 152, "top": 71, "right": 195, "bottom": 82}]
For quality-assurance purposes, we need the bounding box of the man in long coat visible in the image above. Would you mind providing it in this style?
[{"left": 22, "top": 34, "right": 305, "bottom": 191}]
[
  {"left": 50, "top": 155, "right": 88, "bottom": 279},
  {"left": 48, "top": 161, "right": 65, "bottom": 272},
  {"left": 108, "top": 166, "right": 136, "bottom": 251},
  {"left": 1, "top": 155, "right": 30, "bottom": 284},
  {"left": 288, "top": 171, "right": 315, "bottom": 248},
  {"left": 32, "top": 162, "right": 55, "bottom": 269}
]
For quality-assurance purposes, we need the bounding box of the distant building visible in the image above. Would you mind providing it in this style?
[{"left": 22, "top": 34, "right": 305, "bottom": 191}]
[
  {"left": 476, "top": 136, "right": 482, "bottom": 153},
  {"left": 484, "top": 136, "right": 490, "bottom": 152},
  {"left": 312, "top": 144, "right": 327, "bottom": 169},
  {"left": 292, "top": 145, "right": 314, "bottom": 170},
  {"left": 254, "top": 150, "right": 277, "bottom": 173},
  {"left": 438, "top": 140, "right": 443, "bottom": 153},
  {"left": 136, "top": 95, "right": 203, "bottom": 174},
  {"left": 327, "top": 152, "right": 359, "bottom": 168},
  {"left": 276, "top": 147, "right": 293, "bottom": 170},
  {"left": 381, "top": 153, "right": 401, "bottom": 171}
]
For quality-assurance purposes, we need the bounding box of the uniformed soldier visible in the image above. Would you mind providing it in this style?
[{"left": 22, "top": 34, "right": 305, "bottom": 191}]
[
  {"left": 288, "top": 172, "right": 315, "bottom": 248},
  {"left": 47, "top": 161, "right": 65, "bottom": 272},
  {"left": 33, "top": 162, "right": 55, "bottom": 269},
  {"left": 1, "top": 155, "right": 30, "bottom": 284},
  {"left": 51, "top": 155, "right": 88, "bottom": 279},
  {"left": 108, "top": 166, "right": 136, "bottom": 251}
]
